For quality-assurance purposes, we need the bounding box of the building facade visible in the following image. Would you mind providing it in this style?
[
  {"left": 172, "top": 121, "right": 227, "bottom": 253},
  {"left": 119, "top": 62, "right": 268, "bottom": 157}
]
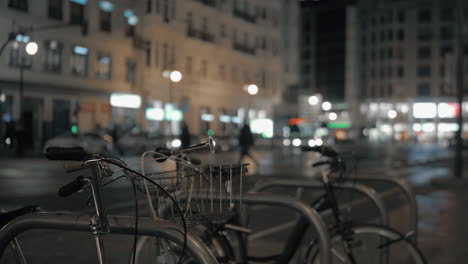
[
  {"left": 358, "top": 0, "right": 468, "bottom": 143},
  {"left": 0, "top": 0, "right": 284, "bottom": 151}
]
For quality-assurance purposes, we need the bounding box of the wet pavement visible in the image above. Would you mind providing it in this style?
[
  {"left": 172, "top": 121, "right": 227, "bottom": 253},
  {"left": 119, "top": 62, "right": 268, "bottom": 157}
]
[{"left": 0, "top": 142, "right": 467, "bottom": 263}]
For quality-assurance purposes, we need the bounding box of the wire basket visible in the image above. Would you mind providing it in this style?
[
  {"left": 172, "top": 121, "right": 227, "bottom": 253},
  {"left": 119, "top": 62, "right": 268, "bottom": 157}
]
[{"left": 141, "top": 159, "right": 248, "bottom": 226}]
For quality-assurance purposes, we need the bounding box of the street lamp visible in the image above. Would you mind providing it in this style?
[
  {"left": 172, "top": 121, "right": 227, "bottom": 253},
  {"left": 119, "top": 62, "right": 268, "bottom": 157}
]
[
  {"left": 169, "top": 70, "right": 182, "bottom": 83},
  {"left": 322, "top": 101, "right": 332, "bottom": 111},
  {"left": 387, "top": 109, "right": 397, "bottom": 119},
  {"left": 244, "top": 84, "right": 258, "bottom": 123},
  {"left": 247, "top": 84, "right": 258, "bottom": 95},
  {"left": 16, "top": 40, "right": 38, "bottom": 156},
  {"left": 387, "top": 109, "right": 397, "bottom": 142},
  {"left": 162, "top": 70, "right": 183, "bottom": 136},
  {"left": 25, "top": 42, "right": 38, "bottom": 55},
  {"left": 308, "top": 95, "right": 319, "bottom": 106}
]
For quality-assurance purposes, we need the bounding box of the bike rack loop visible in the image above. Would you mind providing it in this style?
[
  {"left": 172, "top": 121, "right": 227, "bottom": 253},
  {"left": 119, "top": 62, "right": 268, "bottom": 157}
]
[
  {"left": 159, "top": 193, "right": 332, "bottom": 264},
  {"left": 343, "top": 177, "right": 418, "bottom": 243},
  {"left": 0, "top": 213, "right": 218, "bottom": 264},
  {"left": 250, "top": 180, "right": 389, "bottom": 226}
]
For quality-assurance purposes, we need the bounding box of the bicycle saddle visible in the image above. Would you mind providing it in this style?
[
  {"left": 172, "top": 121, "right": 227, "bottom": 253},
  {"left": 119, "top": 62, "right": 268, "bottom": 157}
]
[{"left": 0, "top": 206, "right": 42, "bottom": 229}]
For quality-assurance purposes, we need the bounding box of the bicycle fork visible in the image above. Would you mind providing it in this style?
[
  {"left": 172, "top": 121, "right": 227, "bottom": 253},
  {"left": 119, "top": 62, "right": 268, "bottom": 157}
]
[{"left": 88, "top": 161, "right": 110, "bottom": 264}]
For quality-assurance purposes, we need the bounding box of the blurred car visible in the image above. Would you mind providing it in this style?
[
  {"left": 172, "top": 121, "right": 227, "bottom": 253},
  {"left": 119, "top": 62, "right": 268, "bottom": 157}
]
[
  {"left": 115, "top": 132, "right": 167, "bottom": 156},
  {"left": 44, "top": 131, "right": 112, "bottom": 155}
]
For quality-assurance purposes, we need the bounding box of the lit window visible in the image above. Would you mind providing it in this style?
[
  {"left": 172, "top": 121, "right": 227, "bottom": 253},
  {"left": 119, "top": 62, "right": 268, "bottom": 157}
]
[
  {"left": 70, "top": 45, "right": 88, "bottom": 77},
  {"left": 99, "top": 1, "right": 113, "bottom": 32},
  {"left": 96, "top": 53, "right": 112, "bottom": 80},
  {"left": 126, "top": 59, "right": 136, "bottom": 84},
  {"left": 44, "top": 40, "right": 62, "bottom": 73}
]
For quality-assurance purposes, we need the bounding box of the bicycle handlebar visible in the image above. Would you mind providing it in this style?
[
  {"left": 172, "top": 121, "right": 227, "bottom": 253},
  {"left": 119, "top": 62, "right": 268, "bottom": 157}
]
[
  {"left": 312, "top": 161, "right": 331, "bottom": 167},
  {"left": 44, "top": 147, "right": 90, "bottom": 161},
  {"left": 58, "top": 176, "right": 88, "bottom": 197},
  {"left": 153, "top": 147, "right": 202, "bottom": 165}
]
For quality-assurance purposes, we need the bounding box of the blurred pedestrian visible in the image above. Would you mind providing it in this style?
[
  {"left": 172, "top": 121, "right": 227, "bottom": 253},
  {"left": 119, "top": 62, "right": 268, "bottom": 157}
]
[
  {"left": 14, "top": 121, "right": 24, "bottom": 157},
  {"left": 111, "top": 124, "right": 123, "bottom": 155},
  {"left": 238, "top": 123, "right": 256, "bottom": 164},
  {"left": 180, "top": 122, "right": 191, "bottom": 148}
]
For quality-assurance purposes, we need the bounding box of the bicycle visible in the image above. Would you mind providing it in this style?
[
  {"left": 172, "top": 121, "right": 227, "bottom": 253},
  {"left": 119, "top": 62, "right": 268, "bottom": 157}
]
[
  {"left": 132, "top": 140, "right": 250, "bottom": 264},
  {"left": 298, "top": 145, "right": 427, "bottom": 264},
  {"left": 0, "top": 143, "right": 219, "bottom": 264}
]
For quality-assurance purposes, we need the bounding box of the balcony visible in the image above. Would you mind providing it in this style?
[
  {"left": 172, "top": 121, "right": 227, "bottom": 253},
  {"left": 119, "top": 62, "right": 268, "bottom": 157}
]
[
  {"left": 232, "top": 42, "right": 256, "bottom": 55},
  {"left": 187, "top": 28, "right": 216, "bottom": 43},
  {"left": 233, "top": 8, "right": 256, "bottom": 23},
  {"left": 193, "top": 0, "right": 216, "bottom": 8}
]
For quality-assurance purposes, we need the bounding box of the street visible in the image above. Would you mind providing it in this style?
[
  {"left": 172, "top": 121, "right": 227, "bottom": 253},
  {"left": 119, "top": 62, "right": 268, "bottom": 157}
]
[{"left": 0, "top": 142, "right": 465, "bottom": 263}]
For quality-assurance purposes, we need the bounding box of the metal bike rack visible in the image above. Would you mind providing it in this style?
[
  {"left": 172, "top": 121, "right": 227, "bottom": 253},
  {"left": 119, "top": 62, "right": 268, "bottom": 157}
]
[
  {"left": 0, "top": 213, "right": 218, "bottom": 264},
  {"left": 251, "top": 180, "right": 389, "bottom": 226},
  {"left": 342, "top": 177, "right": 418, "bottom": 243},
  {"left": 249, "top": 180, "right": 391, "bottom": 264},
  {"left": 159, "top": 193, "right": 331, "bottom": 264}
]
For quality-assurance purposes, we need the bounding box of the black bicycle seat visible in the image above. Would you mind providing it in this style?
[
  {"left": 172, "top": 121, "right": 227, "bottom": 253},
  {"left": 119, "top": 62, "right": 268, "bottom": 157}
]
[{"left": 0, "top": 206, "right": 42, "bottom": 229}]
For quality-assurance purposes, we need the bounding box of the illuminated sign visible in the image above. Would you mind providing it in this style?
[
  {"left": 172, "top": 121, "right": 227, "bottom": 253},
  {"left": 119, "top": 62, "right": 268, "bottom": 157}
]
[
  {"left": 413, "top": 103, "right": 436, "bottom": 118},
  {"left": 327, "top": 122, "right": 351, "bottom": 129},
  {"left": 438, "top": 103, "right": 459, "bottom": 118},
  {"left": 164, "top": 104, "right": 183, "bottom": 121},
  {"left": 201, "top": 114, "right": 214, "bottom": 122},
  {"left": 110, "top": 93, "right": 141, "bottom": 108},
  {"left": 250, "top": 119, "right": 274, "bottom": 138},
  {"left": 219, "top": 115, "right": 231, "bottom": 123},
  {"left": 146, "top": 107, "right": 164, "bottom": 121}
]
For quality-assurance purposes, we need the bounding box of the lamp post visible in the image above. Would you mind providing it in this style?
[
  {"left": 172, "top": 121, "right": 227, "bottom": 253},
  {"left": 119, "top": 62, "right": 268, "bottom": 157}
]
[
  {"left": 15, "top": 41, "right": 38, "bottom": 156},
  {"left": 388, "top": 109, "right": 397, "bottom": 142},
  {"left": 162, "top": 70, "right": 182, "bottom": 135},
  {"left": 244, "top": 84, "right": 258, "bottom": 123}
]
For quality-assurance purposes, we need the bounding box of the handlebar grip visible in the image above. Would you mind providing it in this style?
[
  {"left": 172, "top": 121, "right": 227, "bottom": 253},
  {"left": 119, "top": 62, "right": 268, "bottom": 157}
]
[
  {"left": 45, "top": 147, "right": 90, "bottom": 161},
  {"left": 58, "top": 176, "right": 87, "bottom": 197},
  {"left": 153, "top": 147, "right": 172, "bottom": 162},
  {"left": 312, "top": 161, "right": 330, "bottom": 167}
]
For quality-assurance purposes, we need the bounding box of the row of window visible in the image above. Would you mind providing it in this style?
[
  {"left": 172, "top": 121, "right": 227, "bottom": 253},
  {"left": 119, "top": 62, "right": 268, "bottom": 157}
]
[
  {"left": 365, "top": 26, "right": 455, "bottom": 46},
  {"left": 363, "top": 7, "right": 460, "bottom": 29},
  {"left": 7, "top": 39, "right": 276, "bottom": 89},
  {"left": 9, "top": 40, "right": 137, "bottom": 83},
  {"left": 368, "top": 65, "right": 405, "bottom": 80},
  {"left": 185, "top": 12, "right": 279, "bottom": 56},
  {"left": 364, "top": 47, "right": 405, "bottom": 62},
  {"left": 365, "top": 82, "right": 458, "bottom": 99},
  {"left": 8, "top": 0, "right": 138, "bottom": 36},
  {"left": 144, "top": 0, "right": 279, "bottom": 26}
]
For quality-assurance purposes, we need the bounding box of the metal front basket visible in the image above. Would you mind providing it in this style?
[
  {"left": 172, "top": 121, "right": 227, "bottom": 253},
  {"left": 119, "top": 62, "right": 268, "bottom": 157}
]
[{"left": 143, "top": 161, "right": 248, "bottom": 226}]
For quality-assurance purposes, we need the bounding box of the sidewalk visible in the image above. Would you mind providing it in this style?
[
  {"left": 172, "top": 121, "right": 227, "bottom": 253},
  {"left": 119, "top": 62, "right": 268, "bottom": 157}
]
[{"left": 412, "top": 166, "right": 468, "bottom": 264}]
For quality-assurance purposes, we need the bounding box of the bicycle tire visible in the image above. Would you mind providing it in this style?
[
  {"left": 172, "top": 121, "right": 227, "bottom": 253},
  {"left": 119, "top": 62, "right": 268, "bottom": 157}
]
[
  {"left": 306, "top": 224, "right": 427, "bottom": 264},
  {"left": 133, "top": 225, "right": 236, "bottom": 264}
]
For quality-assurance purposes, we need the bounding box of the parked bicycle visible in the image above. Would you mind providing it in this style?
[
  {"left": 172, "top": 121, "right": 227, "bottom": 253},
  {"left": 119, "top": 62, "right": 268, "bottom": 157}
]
[
  {"left": 0, "top": 141, "right": 219, "bottom": 264},
  {"left": 298, "top": 145, "right": 427, "bottom": 264}
]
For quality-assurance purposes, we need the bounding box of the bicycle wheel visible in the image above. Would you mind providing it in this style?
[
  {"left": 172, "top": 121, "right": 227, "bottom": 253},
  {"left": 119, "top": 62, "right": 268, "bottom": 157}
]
[
  {"left": 306, "top": 224, "right": 427, "bottom": 264},
  {"left": 133, "top": 226, "right": 235, "bottom": 264}
]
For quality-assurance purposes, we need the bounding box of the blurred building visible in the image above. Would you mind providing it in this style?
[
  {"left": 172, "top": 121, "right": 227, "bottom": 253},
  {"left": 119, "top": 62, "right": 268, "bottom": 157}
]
[
  {"left": 0, "top": 0, "right": 284, "bottom": 151},
  {"left": 297, "top": 0, "right": 360, "bottom": 140},
  {"left": 358, "top": 0, "right": 468, "bottom": 143},
  {"left": 279, "top": 0, "right": 300, "bottom": 114}
]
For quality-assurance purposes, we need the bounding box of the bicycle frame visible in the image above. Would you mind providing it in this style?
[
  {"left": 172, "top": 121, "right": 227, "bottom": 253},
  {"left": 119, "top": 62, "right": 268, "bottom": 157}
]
[
  {"left": 0, "top": 213, "right": 218, "bottom": 264},
  {"left": 248, "top": 179, "right": 387, "bottom": 263},
  {"left": 158, "top": 192, "right": 332, "bottom": 264}
]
